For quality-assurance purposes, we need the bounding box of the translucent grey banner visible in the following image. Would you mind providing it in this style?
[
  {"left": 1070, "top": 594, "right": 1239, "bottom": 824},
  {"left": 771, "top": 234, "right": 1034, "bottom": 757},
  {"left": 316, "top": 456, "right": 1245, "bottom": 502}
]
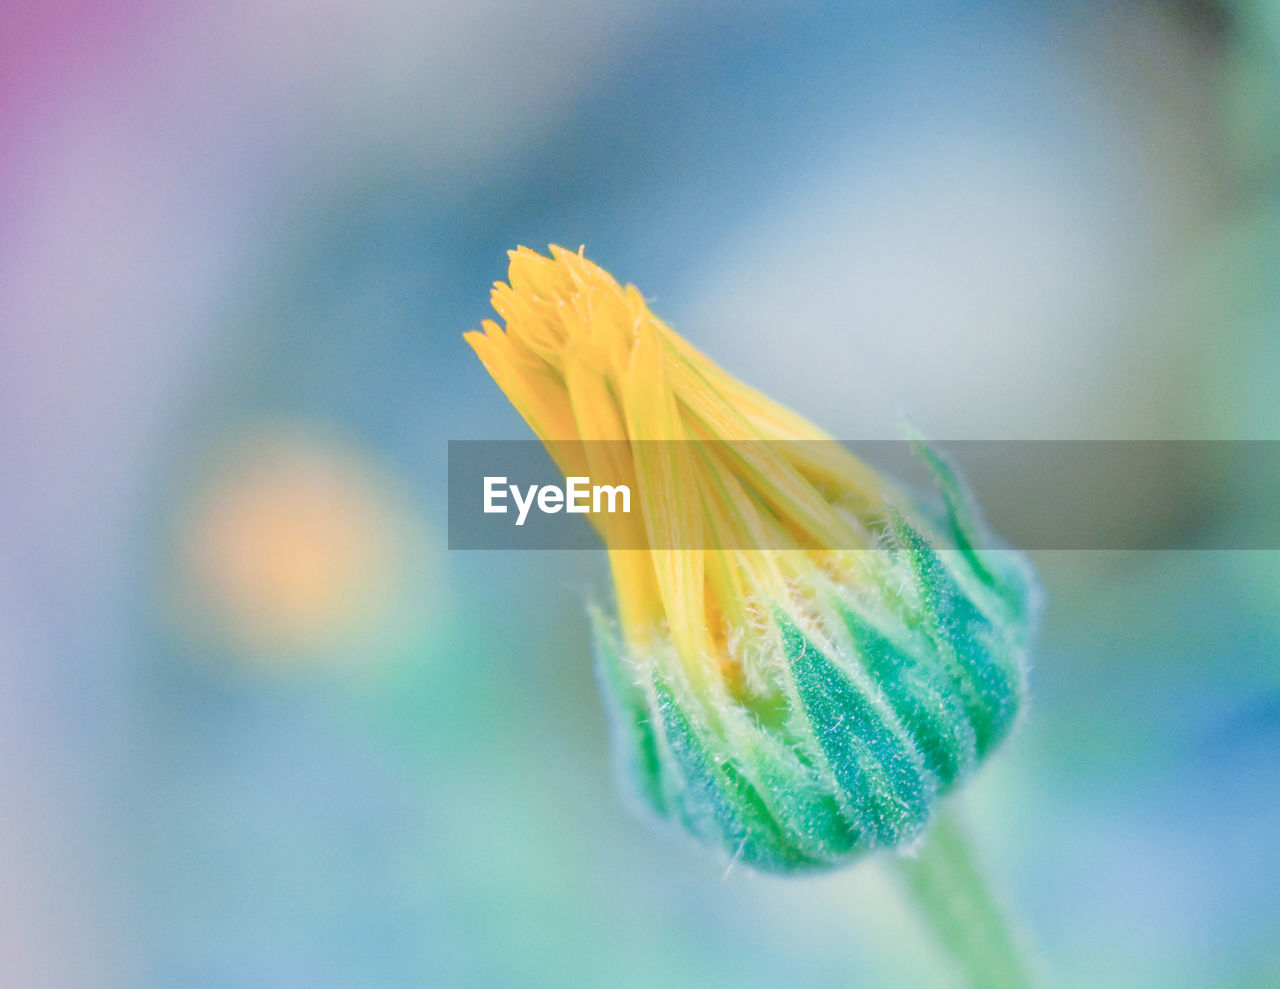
[{"left": 447, "top": 440, "right": 1279, "bottom": 550}]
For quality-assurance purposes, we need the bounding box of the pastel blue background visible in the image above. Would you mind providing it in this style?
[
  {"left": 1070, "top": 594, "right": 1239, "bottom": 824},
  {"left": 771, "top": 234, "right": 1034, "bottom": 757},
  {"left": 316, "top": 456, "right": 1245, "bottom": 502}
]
[{"left": 2, "top": 1, "right": 1277, "bottom": 985}]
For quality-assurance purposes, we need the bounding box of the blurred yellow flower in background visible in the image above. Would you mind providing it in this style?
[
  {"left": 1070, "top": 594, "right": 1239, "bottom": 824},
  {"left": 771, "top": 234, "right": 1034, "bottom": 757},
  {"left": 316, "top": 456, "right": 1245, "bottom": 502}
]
[{"left": 173, "top": 425, "right": 431, "bottom": 668}]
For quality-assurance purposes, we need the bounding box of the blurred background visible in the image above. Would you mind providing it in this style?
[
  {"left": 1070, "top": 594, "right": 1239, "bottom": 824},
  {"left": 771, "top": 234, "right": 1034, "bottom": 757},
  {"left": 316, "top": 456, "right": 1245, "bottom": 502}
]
[{"left": 2, "top": 0, "right": 1278, "bottom": 985}]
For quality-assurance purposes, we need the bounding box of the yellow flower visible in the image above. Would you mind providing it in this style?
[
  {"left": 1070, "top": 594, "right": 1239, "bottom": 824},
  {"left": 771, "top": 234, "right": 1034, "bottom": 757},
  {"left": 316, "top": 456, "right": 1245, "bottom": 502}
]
[{"left": 466, "top": 245, "right": 1034, "bottom": 871}]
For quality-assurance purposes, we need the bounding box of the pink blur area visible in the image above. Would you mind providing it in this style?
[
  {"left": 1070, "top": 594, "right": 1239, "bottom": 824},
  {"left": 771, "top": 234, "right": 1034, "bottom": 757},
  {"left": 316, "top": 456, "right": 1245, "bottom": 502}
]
[
  {"left": 0, "top": 0, "right": 148, "bottom": 169},
  {"left": 2, "top": 3, "right": 228, "bottom": 984}
]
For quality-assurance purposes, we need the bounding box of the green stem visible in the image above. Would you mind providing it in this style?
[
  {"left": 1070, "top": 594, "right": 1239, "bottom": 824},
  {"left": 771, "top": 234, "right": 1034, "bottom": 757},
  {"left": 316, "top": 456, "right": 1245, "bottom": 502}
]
[{"left": 891, "top": 808, "right": 1034, "bottom": 989}]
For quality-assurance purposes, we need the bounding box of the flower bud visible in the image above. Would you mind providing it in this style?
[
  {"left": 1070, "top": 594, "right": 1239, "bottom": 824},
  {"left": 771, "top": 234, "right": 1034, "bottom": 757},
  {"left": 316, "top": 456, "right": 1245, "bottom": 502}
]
[{"left": 466, "top": 246, "right": 1036, "bottom": 871}]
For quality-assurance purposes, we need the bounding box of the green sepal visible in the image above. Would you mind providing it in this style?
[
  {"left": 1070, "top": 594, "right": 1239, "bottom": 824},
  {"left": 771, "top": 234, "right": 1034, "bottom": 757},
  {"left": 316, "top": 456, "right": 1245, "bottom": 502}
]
[
  {"left": 890, "top": 511, "right": 1023, "bottom": 755},
  {"left": 911, "top": 439, "right": 1039, "bottom": 635},
  {"left": 727, "top": 723, "right": 863, "bottom": 865},
  {"left": 779, "top": 616, "right": 934, "bottom": 848},
  {"left": 835, "top": 602, "right": 977, "bottom": 789},
  {"left": 646, "top": 674, "right": 808, "bottom": 871}
]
